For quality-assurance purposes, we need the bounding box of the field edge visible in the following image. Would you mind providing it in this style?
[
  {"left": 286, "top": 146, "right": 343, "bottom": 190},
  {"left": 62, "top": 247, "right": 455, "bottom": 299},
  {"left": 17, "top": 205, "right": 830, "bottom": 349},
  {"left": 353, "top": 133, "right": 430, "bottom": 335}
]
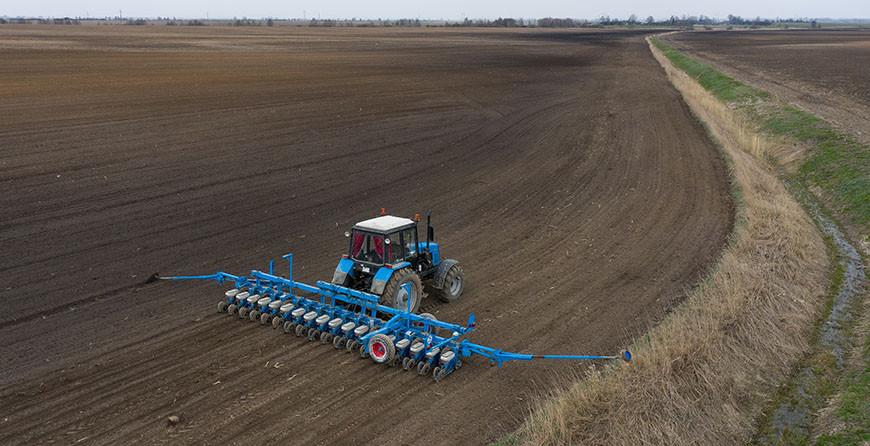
[
  {"left": 511, "top": 35, "right": 831, "bottom": 445},
  {"left": 651, "top": 36, "right": 868, "bottom": 445}
]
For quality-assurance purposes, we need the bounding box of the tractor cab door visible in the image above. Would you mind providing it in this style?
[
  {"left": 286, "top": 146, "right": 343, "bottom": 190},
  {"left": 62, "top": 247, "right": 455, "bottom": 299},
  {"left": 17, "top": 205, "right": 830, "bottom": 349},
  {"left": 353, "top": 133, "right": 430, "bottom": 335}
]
[
  {"left": 400, "top": 227, "right": 418, "bottom": 259},
  {"left": 350, "top": 230, "right": 385, "bottom": 265}
]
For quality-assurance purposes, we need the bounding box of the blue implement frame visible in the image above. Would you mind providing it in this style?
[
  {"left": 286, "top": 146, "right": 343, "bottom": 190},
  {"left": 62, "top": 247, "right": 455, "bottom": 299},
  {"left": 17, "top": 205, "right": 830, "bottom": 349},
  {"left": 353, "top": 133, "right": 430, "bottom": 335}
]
[{"left": 160, "top": 252, "right": 632, "bottom": 381}]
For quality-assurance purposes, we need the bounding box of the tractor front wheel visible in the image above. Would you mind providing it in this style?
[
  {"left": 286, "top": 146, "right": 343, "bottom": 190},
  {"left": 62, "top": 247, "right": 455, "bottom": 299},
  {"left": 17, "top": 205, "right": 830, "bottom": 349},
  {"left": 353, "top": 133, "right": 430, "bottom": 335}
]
[{"left": 381, "top": 268, "right": 423, "bottom": 313}]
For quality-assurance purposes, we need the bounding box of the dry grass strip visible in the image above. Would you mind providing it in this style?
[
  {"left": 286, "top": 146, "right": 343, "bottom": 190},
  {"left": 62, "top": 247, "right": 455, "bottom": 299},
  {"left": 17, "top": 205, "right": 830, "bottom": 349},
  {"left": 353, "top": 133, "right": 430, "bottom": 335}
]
[{"left": 516, "top": 37, "right": 829, "bottom": 445}]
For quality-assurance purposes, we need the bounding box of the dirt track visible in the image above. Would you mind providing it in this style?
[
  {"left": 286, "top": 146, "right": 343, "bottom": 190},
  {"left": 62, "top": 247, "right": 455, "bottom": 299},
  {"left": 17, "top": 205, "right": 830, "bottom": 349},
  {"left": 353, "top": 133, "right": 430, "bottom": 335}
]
[
  {"left": 0, "top": 26, "right": 732, "bottom": 445},
  {"left": 665, "top": 30, "right": 870, "bottom": 145}
]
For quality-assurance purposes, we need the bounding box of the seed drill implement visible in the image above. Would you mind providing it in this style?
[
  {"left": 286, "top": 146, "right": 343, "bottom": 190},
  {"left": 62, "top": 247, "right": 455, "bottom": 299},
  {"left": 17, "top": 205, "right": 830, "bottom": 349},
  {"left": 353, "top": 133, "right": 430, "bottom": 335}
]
[{"left": 159, "top": 214, "right": 631, "bottom": 381}]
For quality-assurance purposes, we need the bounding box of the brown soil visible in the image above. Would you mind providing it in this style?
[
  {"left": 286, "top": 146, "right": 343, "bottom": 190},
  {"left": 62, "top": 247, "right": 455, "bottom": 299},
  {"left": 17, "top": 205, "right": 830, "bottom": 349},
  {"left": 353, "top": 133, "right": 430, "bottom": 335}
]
[
  {"left": 0, "top": 25, "right": 732, "bottom": 445},
  {"left": 665, "top": 30, "right": 870, "bottom": 145}
]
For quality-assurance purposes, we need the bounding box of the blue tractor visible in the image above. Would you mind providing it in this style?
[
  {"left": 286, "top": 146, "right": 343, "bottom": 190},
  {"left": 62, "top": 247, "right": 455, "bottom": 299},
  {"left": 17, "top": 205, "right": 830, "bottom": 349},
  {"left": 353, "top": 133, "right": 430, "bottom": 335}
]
[{"left": 331, "top": 213, "right": 464, "bottom": 313}]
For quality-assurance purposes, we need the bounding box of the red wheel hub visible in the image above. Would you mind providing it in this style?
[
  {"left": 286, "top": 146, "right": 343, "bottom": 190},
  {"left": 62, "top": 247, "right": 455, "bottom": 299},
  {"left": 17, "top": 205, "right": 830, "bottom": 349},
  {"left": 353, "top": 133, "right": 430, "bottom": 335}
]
[{"left": 371, "top": 341, "right": 386, "bottom": 359}]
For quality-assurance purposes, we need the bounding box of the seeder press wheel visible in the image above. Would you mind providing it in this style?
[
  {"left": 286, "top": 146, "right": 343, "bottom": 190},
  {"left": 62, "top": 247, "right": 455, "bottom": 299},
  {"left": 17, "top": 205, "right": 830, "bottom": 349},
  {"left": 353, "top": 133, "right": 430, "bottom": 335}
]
[
  {"left": 402, "top": 357, "right": 414, "bottom": 370},
  {"left": 417, "top": 361, "right": 431, "bottom": 376},
  {"left": 433, "top": 366, "right": 446, "bottom": 382},
  {"left": 333, "top": 335, "right": 346, "bottom": 349}
]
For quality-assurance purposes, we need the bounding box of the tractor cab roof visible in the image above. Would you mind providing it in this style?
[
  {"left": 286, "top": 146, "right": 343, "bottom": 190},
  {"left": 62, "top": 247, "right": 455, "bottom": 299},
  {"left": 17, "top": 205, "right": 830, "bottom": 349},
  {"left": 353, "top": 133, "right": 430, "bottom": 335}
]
[{"left": 353, "top": 215, "right": 415, "bottom": 234}]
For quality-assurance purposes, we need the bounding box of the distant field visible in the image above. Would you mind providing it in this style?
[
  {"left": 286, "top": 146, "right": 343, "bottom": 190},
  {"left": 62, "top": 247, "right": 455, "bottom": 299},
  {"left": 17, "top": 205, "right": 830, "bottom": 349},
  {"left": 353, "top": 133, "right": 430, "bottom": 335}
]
[{"left": 665, "top": 30, "right": 870, "bottom": 145}]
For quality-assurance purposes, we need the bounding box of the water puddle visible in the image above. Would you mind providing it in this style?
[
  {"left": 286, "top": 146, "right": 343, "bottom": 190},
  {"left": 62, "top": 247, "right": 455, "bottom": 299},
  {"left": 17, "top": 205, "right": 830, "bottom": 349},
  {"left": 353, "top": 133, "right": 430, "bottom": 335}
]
[{"left": 759, "top": 202, "right": 865, "bottom": 443}]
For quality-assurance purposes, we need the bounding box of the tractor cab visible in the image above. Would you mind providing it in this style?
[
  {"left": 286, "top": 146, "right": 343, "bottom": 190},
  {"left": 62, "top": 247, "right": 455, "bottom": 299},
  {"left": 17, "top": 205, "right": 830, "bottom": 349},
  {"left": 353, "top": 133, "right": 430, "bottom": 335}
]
[
  {"left": 332, "top": 213, "right": 463, "bottom": 313},
  {"left": 348, "top": 215, "right": 422, "bottom": 267}
]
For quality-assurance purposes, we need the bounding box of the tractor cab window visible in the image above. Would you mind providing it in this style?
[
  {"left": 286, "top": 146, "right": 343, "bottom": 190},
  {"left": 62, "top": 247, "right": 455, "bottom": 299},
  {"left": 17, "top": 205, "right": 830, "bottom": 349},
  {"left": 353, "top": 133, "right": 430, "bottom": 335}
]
[
  {"left": 401, "top": 228, "right": 417, "bottom": 256},
  {"left": 386, "top": 232, "right": 403, "bottom": 263},
  {"left": 350, "top": 231, "right": 384, "bottom": 264}
]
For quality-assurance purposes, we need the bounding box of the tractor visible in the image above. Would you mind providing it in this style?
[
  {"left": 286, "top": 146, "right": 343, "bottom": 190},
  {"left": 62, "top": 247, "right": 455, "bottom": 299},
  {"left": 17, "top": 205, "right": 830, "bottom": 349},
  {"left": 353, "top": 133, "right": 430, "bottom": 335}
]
[{"left": 331, "top": 213, "right": 464, "bottom": 313}]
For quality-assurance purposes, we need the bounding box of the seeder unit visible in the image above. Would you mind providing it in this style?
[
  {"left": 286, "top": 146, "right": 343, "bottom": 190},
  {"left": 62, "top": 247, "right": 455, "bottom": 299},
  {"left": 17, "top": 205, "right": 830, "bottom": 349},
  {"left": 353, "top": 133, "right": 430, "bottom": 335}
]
[{"left": 160, "top": 253, "right": 631, "bottom": 382}]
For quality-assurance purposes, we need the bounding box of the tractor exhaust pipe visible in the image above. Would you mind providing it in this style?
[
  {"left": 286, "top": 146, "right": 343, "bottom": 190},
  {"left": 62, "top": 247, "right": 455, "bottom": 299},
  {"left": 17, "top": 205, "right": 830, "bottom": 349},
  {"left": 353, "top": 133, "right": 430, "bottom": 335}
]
[{"left": 426, "top": 212, "right": 434, "bottom": 250}]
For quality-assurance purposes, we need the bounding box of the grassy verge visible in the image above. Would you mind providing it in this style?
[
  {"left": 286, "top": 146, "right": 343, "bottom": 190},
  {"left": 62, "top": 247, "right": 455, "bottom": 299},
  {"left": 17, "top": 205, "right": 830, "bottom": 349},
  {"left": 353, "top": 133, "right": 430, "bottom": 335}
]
[
  {"left": 650, "top": 36, "right": 869, "bottom": 446},
  {"left": 652, "top": 38, "right": 869, "bottom": 244},
  {"left": 516, "top": 37, "right": 830, "bottom": 445},
  {"left": 650, "top": 39, "right": 768, "bottom": 104}
]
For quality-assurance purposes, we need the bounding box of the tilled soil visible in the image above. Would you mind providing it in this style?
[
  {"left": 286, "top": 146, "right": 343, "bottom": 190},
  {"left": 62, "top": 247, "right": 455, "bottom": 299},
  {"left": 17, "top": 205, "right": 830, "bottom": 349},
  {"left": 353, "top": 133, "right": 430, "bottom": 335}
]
[
  {"left": 665, "top": 30, "right": 870, "bottom": 145},
  {"left": 0, "top": 26, "right": 732, "bottom": 445}
]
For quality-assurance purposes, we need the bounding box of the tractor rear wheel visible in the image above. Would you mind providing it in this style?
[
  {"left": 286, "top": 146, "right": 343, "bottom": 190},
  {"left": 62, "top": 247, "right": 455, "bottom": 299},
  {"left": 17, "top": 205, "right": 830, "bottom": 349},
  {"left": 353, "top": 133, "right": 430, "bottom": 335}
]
[
  {"left": 381, "top": 268, "right": 422, "bottom": 313},
  {"left": 435, "top": 264, "right": 465, "bottom": 303}
]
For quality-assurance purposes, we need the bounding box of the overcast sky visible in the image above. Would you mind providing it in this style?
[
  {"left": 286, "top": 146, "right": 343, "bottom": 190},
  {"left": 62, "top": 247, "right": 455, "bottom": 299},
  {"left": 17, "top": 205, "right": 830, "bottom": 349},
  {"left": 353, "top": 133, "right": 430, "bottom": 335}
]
[{"left": 4, "top": 0, "right": 867, "bottom": 20}]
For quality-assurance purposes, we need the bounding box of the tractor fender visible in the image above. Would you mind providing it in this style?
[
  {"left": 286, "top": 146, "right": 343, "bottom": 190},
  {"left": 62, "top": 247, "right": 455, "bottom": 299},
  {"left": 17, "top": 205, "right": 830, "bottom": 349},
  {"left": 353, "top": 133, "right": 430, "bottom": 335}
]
[
  {"left": 370, "top": 261, "right": 411, "bottom": 295},
  {"left": 418, "top": 242, "right": 441, "bottom": 265},
  {"left": 432, "top": 259, "right": 460, "bottom": 290},
  {"left": 331, "top": 258, "right": 355, "bottom": 285}
]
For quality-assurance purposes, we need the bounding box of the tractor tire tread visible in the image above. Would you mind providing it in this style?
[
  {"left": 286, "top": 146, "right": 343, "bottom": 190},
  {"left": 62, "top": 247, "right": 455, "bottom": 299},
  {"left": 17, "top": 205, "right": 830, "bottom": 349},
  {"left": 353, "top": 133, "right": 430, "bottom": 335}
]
[{"left": 381, "top": 268, "right": 423, "bottom": 313}]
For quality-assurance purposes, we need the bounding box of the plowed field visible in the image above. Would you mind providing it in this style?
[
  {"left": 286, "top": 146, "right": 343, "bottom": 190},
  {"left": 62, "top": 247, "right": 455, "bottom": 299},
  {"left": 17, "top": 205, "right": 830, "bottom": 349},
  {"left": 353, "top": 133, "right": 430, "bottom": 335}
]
[{"left": 0, "top": 26, "right": 732, "bottom": 445}]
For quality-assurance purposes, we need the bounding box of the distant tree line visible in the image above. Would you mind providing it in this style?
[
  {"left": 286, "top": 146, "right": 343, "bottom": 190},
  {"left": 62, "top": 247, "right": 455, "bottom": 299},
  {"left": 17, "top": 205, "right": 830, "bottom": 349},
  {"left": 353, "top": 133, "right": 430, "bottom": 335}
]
[
  {"left": 308, "top": 18, "right": 423, "bottom": 27},
  {"left": 0, "top": 15, "right": 852, "bottom": 28}
]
